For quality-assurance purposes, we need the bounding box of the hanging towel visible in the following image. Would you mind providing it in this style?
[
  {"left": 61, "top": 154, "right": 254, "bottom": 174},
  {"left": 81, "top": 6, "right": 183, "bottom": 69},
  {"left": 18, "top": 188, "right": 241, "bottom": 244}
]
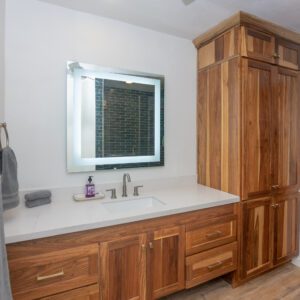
[
  {"left": 0, "top": 177, "right": 13, "bottom": 300},
  {"left": 1, "top": 147, "right": 19, "bottom": 210}
]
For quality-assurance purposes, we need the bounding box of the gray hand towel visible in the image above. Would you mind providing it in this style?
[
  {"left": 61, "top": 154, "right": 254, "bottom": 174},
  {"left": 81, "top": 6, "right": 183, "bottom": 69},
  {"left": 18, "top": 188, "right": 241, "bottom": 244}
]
[
  {"left": 25, "top": 190, "right": 52, "bottom": 202},
  {"left": 1, "top": 147, "right": 19, "bottom": 210},
  {"left": 0, "top": 178, "right": 13, "bottom": 300},
  {"left": 25, "top": 197, "right": 51, "bottom": 208}
]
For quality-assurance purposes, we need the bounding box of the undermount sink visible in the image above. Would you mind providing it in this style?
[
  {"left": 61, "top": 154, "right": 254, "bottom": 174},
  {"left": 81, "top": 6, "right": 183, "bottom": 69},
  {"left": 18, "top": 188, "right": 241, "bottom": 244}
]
[{"left": 102, "top": 197, "right": 165, "bottom": 213}]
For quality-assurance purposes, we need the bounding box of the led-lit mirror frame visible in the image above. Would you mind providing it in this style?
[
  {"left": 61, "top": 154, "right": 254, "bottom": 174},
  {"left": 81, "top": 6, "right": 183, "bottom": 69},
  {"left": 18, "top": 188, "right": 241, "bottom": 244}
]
[{"left": 67, "top": 61, "right": 164, "bottom": 172}]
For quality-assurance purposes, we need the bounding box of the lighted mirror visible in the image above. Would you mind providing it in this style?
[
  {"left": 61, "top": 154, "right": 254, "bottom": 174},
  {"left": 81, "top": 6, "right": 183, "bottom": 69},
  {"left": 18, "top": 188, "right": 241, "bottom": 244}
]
[{"left": 67, "top": 61, "right": 164, "bottom": 172}]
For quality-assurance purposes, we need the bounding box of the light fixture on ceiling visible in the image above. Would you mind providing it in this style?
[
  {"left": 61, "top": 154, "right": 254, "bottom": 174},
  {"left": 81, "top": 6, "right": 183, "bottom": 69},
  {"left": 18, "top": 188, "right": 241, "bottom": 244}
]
[{"left": 182, "top": 0, "right": 196, "bottom": 5}]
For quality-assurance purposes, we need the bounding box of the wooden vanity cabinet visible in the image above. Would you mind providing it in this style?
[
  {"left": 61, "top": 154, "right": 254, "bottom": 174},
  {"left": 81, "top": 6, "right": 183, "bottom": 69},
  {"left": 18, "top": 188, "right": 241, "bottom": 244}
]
[
  {"left": 7, "top": 204, "right": 238, "bottom": 300},
  {"left": 194, "top": 11, "right": 300, "bottom": 286}
]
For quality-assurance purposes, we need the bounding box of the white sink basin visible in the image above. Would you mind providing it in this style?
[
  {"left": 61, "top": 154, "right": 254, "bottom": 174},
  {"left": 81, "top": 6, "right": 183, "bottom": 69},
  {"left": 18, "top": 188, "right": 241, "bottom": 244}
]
[{"left": 102, "top": 197, "right": 165, "bottom": 213}]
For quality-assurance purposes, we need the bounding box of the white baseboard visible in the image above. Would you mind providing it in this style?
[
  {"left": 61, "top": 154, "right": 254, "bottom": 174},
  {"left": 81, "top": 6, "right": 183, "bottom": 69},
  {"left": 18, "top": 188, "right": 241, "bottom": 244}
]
[{"left": 292, "top": 256, "right": 300, "bottom": 267}]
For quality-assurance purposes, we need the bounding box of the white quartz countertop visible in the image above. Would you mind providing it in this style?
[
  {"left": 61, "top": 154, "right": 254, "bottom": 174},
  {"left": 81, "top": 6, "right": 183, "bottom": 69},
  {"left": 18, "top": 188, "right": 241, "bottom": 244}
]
[{"left": 4, "top": 182, "right": 239, "bottom": 244}]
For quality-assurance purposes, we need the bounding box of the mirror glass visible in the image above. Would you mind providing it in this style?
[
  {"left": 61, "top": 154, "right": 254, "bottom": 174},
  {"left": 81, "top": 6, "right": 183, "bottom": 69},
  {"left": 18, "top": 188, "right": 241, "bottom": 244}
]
[{"left": 67, "top": 61, "right": 164, "bottom": 172}]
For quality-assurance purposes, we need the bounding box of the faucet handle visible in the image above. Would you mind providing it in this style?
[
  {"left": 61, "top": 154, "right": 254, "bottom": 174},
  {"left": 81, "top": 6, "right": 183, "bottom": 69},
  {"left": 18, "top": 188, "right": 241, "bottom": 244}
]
[
  {"left": 133, "top": 185, "right": 143, "bottom": 197},
  {"left": 106, "top": 188, "right": 117, "bottom": 199}
]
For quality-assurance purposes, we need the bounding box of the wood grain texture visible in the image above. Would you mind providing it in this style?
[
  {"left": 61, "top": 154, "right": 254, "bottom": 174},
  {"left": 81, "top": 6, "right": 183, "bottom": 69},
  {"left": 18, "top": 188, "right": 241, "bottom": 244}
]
[
  {"left": 150, "top": 226, "right": 185, "bottom": 299},
  {"left": 277, "top": 39, "right": 300, "bottom": 70},
  {"left": 185, "top": 242, "right": 237, "bottom": 289},
  {"left": 241, "top": 197, "right": 273, "bottom": 279},
  {"left": 186, "top": 215, "right": 237, "bottom": 255},
  {"left": 197, "top": 57, "right": 241, "bottom": 195},
  {"left": 193, "top": 11, "right": 300, "bottom": 48},
  {"left": 242, "top": 59, "right": 273, "bottom": 199},
  {"left": 198, "top": 27, "right": 239, "bottom": 69},
  {"left": 241, "top": 26, "right": 275, "bottom": 64},
  {"left": 9, "top": 244, "right": 99, "bottom": 300},
  {"left": 99, "top": 234, "right": 147, "bottom": 300},
  {"left": 273, "top": 68, "right": 300, "bottom": 193},
  {"left": 274, "top": 194, "right": 299, "bottom": 265},
  {"left": 40, "top": 284, "right": 99, "bottom": 300}
]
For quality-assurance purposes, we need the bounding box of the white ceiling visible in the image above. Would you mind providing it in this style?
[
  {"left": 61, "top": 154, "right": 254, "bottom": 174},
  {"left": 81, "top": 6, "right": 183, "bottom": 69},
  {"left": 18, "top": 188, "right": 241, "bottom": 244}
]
[{"left": 40, "top": 0, "right": 300, "bottom": 40}]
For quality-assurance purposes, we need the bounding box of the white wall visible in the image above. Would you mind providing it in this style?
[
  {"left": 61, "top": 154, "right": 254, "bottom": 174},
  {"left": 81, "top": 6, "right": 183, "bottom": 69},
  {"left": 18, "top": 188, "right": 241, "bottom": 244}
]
[
  {"left": 5, "top": 0, "right": 197, "bottom": 190},
  {"left": 0, "top": 0, "right": 5, "bottom": 121}
]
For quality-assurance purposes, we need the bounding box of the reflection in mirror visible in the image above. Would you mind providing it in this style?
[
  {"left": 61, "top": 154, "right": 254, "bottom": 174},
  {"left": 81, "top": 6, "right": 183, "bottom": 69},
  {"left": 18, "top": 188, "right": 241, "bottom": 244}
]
[{"left": 67, "top": 61, "right": 164, "bottom": 172}]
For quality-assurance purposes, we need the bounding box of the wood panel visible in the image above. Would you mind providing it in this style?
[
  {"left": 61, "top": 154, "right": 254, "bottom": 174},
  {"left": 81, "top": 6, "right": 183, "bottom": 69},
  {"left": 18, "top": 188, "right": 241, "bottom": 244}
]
[
  {"left": 241, "top": 26, "right": 275, "bottom": 64},
  {"left": 272, "top": 68, "right": 300, "bottom": 193},
  {"left": 186, "top": 215, "right": 237, "bottom": 255},
  {"left": 198, "top": 27, "right": 239, "bottom": 69},
  {"left": 197, "top": 57, "right": 241, "bottom": 195},
  {"left": 242, "top": 59, "right": 273, "bottom": 199},
  {"left": 193, "top": 11, "right": 300, "bottom": 48},
  {"left": 277, "top": 39, "right": 300, "bottom": 70},
  {"left": 8, "top": 244, "right": 99, "bottom": 300},
  {"left": 241, "top": 197, "right": 273, "bottom": 278},
  {"left": 185, "top": 242, "right": 237, "bottom": 289},
  {"left": 40, "top": 284, "right": 99, "bottom": 300},
  {"left": 99, "top": 234, "right": 147, "bottom": 300},
  {"left": 150, "top": 226, "right": 185, "bottom": 299},
  {"left": 274, "top": 194, "right": 299, "bottom": 265}
]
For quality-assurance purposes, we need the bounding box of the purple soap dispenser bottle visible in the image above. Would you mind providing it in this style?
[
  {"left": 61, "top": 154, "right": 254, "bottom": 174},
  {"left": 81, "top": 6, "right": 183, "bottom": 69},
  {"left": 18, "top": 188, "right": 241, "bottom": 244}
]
[{"left": 85, "top": 176, "right": 95, "bottom": 198}]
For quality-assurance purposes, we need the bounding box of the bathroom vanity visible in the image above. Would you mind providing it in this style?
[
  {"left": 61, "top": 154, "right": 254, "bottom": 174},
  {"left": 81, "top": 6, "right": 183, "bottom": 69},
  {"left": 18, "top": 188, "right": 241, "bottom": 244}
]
[{"left": 4, "top": 184, "right": 239, "bottom": 300}]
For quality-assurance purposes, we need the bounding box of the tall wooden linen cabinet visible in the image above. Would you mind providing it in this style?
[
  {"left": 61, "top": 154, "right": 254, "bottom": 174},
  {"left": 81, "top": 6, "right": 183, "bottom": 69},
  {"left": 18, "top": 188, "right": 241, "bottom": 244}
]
[{"left": 194, "top": 11, "right": 300, "bottom": 285}]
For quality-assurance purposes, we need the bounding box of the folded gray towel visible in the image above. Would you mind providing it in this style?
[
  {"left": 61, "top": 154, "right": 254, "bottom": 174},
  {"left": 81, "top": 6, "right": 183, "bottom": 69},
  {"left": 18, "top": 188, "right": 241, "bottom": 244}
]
[
  {"left": 25, "top": 197, "right": 51, "bottom": 208},
  {"left": 1, "top": 147, "right": 20, "bottom": 211},
  {"left": 25, "top": 190, "right": 52, "bottom": 202}
]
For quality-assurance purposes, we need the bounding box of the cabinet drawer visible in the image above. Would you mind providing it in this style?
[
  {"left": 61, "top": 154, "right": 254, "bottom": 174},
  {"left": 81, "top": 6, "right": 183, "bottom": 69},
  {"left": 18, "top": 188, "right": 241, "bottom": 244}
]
[
  {"left": 40, "top": 284, "right": 99, "bottom": 300},
  {"left": 9, "top": 244, "right": 99, "bottom": 300},
  {"left": 277, "top": 39, "right": 300, "bottom": 70},
  {"left": 185, "top": 242, "right": 237, "bottom": 289},
  {"left": 186, "top": 215, "right": 237, "bottom": 255}
]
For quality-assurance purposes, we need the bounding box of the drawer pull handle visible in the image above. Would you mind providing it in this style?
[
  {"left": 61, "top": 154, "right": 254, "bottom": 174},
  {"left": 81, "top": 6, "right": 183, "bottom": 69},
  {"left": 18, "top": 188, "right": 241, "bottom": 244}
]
[
  {"left": 207, "top": 261, "right": 224, "bottom": 271},
  {"left": 271, "top": 185, "right": 280, "bottom": 190},
  {"left": 206, "top": 230, "right": 223, "bottom": 239},
  {"left": 37, "top": 269, "right": 64, "bottom": 281}
]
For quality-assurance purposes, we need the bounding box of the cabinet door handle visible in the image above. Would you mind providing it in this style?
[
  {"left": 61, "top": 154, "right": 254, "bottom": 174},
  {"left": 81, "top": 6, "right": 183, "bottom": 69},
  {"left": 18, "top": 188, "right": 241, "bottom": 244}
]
[
  {"left": 207, "top": 261, "right": 224, "bottom": 271},
  {"left": 273, "top": 53, "right": 281, "bottom": 59},
  {"left": 271, "top": 185, "right": 280, "bottom": 190},
  {"left": 37, "top": 269, "right": 64, "bottom": 281},
  {"left": 272, "top": 204, "right": 279, "bottom": 208},
  {"left": 206, "top": 230, "right": 223, "bottom": 240},
  {"left": 149, "top": 242, "right": 154, "bottom": 249}
]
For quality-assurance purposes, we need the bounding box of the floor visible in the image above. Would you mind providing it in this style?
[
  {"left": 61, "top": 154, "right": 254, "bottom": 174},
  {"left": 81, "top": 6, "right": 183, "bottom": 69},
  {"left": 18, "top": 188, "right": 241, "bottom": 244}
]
[{"left": 162, "top": 263, "right": 300, "bottom": 300}]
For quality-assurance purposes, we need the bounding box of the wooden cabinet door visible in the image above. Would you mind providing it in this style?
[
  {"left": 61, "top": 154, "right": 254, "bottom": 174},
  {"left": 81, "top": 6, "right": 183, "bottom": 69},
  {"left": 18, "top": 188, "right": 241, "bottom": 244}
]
[
  {"left": 241, "top": 26, "right": 275, "bottom": 64},
  {"left": 274, "top": 194, "right": 299, "bottom": 265},
  {"left": 272, "top": 68, "right": 300, "bottom": 193},
  {"left": 150, "top": 226, "right": 185, "bottom": 299},
  {"left": 241, "top": 197, "right": 274, "bottom": 279},
  {"left": 40, "top": 285, "right": 99, "bottom": 300},
  {"left": 242, "top": 59, "right": 273, "bottom": 199},
  {"left": 99, "top": 234, "right": 147, "bottom": 300},
  {"left": 276, "top": 39, "right": 300, "bottom": 70}
]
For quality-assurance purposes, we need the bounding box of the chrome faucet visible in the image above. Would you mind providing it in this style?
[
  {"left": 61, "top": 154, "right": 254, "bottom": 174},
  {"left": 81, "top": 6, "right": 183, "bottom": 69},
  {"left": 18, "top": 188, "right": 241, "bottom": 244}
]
[{"left": 122, "top": 173, "right": 131, "bottom": 197}]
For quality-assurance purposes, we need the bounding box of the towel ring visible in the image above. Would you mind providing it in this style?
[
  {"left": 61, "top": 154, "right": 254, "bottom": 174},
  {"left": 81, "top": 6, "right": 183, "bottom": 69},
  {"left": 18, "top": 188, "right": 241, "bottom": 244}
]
[{"left": 0, "top": 123, "right": 9, "bottom": 150}]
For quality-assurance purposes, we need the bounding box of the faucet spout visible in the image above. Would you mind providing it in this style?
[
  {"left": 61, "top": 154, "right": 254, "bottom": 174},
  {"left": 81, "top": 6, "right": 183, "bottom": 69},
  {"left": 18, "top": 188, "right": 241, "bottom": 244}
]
[{"left": 122, "top": 173, "right": 131, "bottom": 197}]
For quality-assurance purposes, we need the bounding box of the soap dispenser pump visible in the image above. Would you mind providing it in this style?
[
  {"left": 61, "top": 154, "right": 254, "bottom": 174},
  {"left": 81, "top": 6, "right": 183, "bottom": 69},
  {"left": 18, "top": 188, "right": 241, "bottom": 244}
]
[{"left": 85, "top": 176, "right": 95, "bottom": 198}]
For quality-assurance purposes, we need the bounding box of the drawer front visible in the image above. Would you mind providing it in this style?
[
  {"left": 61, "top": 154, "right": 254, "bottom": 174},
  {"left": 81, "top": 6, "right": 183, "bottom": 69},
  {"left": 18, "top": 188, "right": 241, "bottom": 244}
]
[
  {"left": 40, "top": 284, "right": 99, "bottom": 300},
  {"left": 9, "top": 244, "right": 99, "bottom": 300},
  {"left": 185, "top": 242, "right": 237, "bottom": 289},
  {"left": 186, "top": 215, "right": 237, "bottom": 255}
]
